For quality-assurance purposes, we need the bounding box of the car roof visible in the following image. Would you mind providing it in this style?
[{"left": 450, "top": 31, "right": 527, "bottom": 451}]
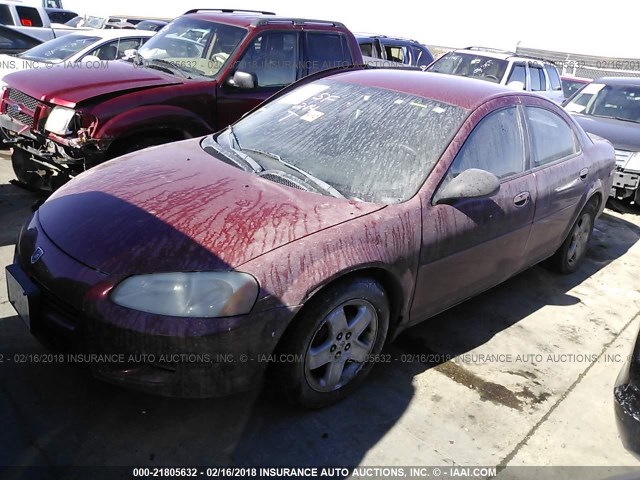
[
  {"left": 355, "top": 33, "right": 422, "bottom": 44},
  {"left": 591, "top": 77, "right": 640, "bottom": 86},
  {"left": 64, "top": 29, "right": 156, "bottom": 39},
  {"left": 451, "top": 47, "right": 553, "bottom": 65},
  {"left": 184, "top": 11, "right": 345, "bottom": 29},
  {"left": 325, "top": 69, "right": 519, "bottom": 110},
  {"left": 561, "top": 76, "right": 591, "bottom": 83}
]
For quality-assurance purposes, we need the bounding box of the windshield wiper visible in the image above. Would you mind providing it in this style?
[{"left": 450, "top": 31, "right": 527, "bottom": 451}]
[
  {"left": 202, "top": 134, "right": 261, "bottom": 174},
  {"left": 225, "top": 126, "right": 263, "bottom": 173},
  {"left": 242, "top": 148, "right": 345, "bottom": 199}
]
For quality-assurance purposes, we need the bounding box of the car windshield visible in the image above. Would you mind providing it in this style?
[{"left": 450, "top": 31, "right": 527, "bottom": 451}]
[
  {"left": 65, "top": 16, "right": 107, "bottom": 29},
  {"left": 428, "top": 52, "right": 508, "bottom": 84},
  {"left": 18, "top": 34, "right": 100, "bottom": 63},
  {"left": 211, "top": 79, "right": 468, "bottom": 204},
  {"left": 565, "top": 83, "right": 640, "bottom": 123},
  {"left": 137, "top": 17, "right": 246, "bottom": 78},
  {"left": 562, "top": 79, "right": 589, "bottom": 98}
]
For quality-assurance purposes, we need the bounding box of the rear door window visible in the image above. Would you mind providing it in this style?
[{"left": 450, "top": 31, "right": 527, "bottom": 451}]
[
  {"left": 526, "top": 107, "right": 578, "bottom": 166},
  {"left": 383, "top": 44, "right": 409, "bottom": 64},
  {"left": 529, "top": 65, "right": 544, "bottom": 91},
  {"left": 305, "top": 32, "right": 352, "bottom": 74},
  {"left": 544, "top": 64, "right": 562, "bottom": 91}
]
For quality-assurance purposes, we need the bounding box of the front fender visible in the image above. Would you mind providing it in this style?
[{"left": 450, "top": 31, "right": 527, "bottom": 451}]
[
  {"left": 240, "top": 201, "right": 423, "bottom": 333},
  {"left": 95, "top": 104, "right": 213, "bottom": 141}
]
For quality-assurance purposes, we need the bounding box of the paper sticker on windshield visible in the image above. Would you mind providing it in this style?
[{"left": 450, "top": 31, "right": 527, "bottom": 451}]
[
  {"left": 279, "top": 84, "right": 330, "bottom": 105},
  {"left": 581, "top": 83, "right": 605, "bottom": 95},
  {"left": 301, "top": 110, "right": 324, "bottom": 122},
  {"left": 432, "top": 106, "right": 446, "bottom": 114}
]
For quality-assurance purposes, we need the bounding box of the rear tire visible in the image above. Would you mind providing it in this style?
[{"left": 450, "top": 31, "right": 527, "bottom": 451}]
[
  {"left": 548, "top": 201, "right": 597, "bottom": 274},
  {"left": 273, "top": 277, "right": 389, "bottom": 408}
]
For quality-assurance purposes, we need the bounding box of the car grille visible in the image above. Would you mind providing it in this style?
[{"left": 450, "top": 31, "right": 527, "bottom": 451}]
[
  {"left": 6, "top": 89, "right": 39, "bottom": 128},
  {"left": 615, "top": 149, "right": 633, "bottom": 167}
]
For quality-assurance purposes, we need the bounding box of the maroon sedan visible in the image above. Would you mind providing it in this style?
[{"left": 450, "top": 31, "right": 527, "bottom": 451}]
[{"left": 6, "top": 69, "right": 615, "bottom": 407}]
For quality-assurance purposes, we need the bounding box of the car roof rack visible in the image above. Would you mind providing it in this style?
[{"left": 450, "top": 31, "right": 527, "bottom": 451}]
[
  {"left": 184, "top": 8, "right": 276, "bottom": 15},
  {"left": 464, "top": 46, "right": 556, "bottom": 65},
  {"left": 465, "top": 46, "right": 517, "bottom": 56},
  {"left": 252, "top": 18, "right": 345, "bottom": 28}
]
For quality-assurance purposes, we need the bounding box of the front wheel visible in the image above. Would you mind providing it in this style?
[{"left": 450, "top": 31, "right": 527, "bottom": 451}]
[
  {"left": 548, "top": 201, "right": 597, "bottom": 274},
  {"left": 273, "top": 278, "right": 390, "bottom": 408}
]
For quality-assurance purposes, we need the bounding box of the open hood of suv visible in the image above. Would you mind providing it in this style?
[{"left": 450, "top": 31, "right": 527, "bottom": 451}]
[{"left": 3, "top": 61, "right": 183, "bottom": 108}]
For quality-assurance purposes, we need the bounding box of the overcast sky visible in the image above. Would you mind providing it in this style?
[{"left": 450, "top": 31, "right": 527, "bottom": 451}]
[{"left": 63, "top": 0, "right": 635, "bottom": 58}]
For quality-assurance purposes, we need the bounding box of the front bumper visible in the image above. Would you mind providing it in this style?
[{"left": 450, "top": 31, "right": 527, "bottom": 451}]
[
  {"left": 0, "top": 112, "right": 108, "bottom": 171},
  {"left": 6, "top": 214, "right": 298, "bottom": 398},
  {"left": 615, "top": 356, "right": 640, "bottom": 458},
  {"left": 0, "top": 112, "right": 37, "bottom": 140},
  {"left": 611, "top": 169, "right": 640, "bottom": 200}
]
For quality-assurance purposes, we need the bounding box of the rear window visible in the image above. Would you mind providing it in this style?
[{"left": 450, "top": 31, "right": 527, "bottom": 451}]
[{"left": 16, "top": 6, "right": 43, "bottom": 27}]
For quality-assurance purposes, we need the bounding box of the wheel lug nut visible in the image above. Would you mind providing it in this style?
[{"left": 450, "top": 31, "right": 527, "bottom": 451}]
[
  {"left": 346, "top": 333, "right": 352, "bottom": 340},
  {"left": 336, "top": 352, "right": 341, "bottom": 358},
  {"left": 345, "top": 344, "right": 351, "bottom": 351},
  {"left": 337, "top": 333, "right": 343, "bottom": 341},
  {"left": 330, "top": 345, "right": 336, "bottom": 352}
]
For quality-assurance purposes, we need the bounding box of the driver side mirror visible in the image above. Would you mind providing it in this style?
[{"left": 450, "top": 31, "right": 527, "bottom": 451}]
[
  {"left": 435, "top": 168, "right": 500, "bottom": 205},
  {"left": 227, "top": 70, "right": 256, "bottom": 89}
]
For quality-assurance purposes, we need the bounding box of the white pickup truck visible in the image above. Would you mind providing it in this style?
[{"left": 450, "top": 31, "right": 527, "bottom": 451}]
[{"left": 0, "top": 1, "right": 74, "bottom": 42}]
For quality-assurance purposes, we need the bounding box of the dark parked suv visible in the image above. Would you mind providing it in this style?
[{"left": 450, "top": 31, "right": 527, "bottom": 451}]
[
  {"left": 356, "top": 33, "right": 433, "bottom": 68},
  {"left": 0, "top": 8, "right": 363, "bottom": 190}
]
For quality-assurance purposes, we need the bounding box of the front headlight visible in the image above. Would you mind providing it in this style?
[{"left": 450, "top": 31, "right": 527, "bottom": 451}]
[
  {"left": 111, "top": 272, "right": 259, "bottom": 318},
  {"left": 624, "top": 152, "right": 640, "bottom": 173},
  {"left": 44, "top": 106, "right": 76, "bottom": 135}
]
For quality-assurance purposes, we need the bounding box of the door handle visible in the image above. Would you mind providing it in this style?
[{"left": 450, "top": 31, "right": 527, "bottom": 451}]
[
  {"left": 579, "top": 168, "right": 589, "bottom": 180},
  {"left": 513, "top": 191, "right": 530, "bottom": 207}
]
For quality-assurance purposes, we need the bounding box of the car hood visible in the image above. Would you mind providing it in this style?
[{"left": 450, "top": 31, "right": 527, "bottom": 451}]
[
  {"left": 3, "top": 60, "right": 182, "bottom": 108},
  {"left": 37, "top": 138, "right": 383, "bottom": 275},
  {"left": 572, "top": 114, "right": 640, "bottom": 152}
]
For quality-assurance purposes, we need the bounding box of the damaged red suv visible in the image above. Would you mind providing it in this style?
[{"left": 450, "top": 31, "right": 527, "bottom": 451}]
[
  {"left": 0, "top": 8, "right": 363, "bottom": 191},
  {"left": 6, "top": 68, "right": 614, "bottom": 407}
]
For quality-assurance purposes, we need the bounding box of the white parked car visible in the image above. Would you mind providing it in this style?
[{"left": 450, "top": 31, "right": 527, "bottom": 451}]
[
  {"left": 0, "top": 28, "right": 155, "bottom": 85},
  {"left": 427, "top": 46, "right": 565, "bottom": 104}
]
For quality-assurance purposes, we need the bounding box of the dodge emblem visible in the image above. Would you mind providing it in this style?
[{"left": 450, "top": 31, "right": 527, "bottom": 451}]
[{"left": 30, "top": 247, "right": 44, "bottom": 264}]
